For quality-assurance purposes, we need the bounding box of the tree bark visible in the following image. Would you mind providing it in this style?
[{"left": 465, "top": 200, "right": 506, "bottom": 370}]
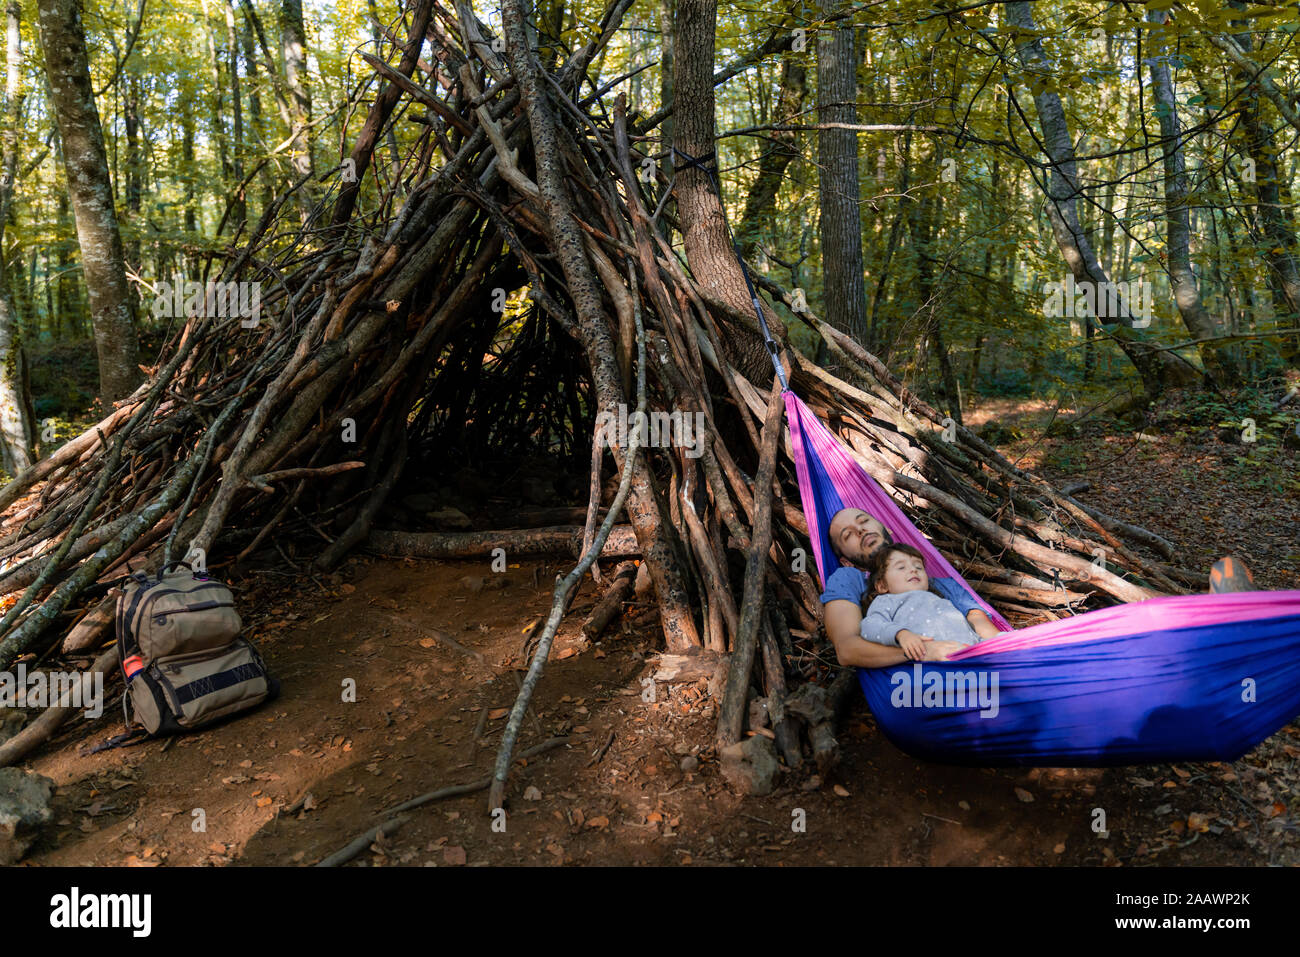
[
  {"left": 1229, "top": 2, "right": 1300, "bottom": 356},
  {"left": 36, "top": 0, "right": 142, "bottom": 403},
  {"left": 280, "top": 0, "right": 313, "bottom": 194},
  {"left": 816, "top": 1, "right": 867, "bottom": 342},
  {"left": 1146, "top": 8, "right": 1231, "bottom": 382},
  {"left": 736, "top": 55, "right": 804, "bottom": 260},
  {"left": 1004, "top": 1, "right": 1199, "bottom": 396},
  {"left": 224, "top": 0, "right": 247, "bottom": 231},
  {"left": 673, "top": 0, "right": 787, "bottom": 386},
  {"left": 0, "top": 0, "right": 33, "bottom": 474}
]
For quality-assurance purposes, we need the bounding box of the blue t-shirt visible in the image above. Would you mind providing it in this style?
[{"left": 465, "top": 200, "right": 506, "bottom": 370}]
[{"left": 819, "top": 564, "right": 982, "bottom": 618}]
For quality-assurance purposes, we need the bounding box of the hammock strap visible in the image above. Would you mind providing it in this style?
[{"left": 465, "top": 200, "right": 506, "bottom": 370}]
[{"left": 669, "top": 145, "right": 789, "bottom": 391}]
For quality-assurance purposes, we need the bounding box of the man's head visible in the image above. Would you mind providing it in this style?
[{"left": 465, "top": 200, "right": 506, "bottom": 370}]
[{"left": 828, "top": 508, "right": 894, "bottom": 567}]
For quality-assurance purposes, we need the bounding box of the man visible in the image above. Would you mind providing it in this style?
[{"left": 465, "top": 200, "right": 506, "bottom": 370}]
[{"left": 820, "top": 508, "right": 1000, "bottom": 667}]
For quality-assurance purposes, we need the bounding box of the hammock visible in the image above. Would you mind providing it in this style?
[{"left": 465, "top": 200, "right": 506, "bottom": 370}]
[{"left": 784, "top": 390, "right": 1300, "bottom": 766}]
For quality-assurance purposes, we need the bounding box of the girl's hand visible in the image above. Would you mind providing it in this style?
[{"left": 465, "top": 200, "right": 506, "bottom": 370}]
[{"left": 897, "top": 630, "right": 931, "bottom": 661}]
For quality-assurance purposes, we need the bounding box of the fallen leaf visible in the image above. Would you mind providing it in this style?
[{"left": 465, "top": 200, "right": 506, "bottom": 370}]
[
  {"left": 443, "top": 845, "right": 467, "bottom": 866},
  {"left": 1014, "top": 787, "right": 1035, "bottom": 803},
  {"left": 256, "top": 796, "right": 273, "bottom": 808},
  {"left": 523, "top": 785, "right": 542, "bottom": 801},
  {"left": 1053, "top": 843, "right": 1065, "bottom": 854},
  {"left": 488, "top": 708, "right": 509, "bottom": 720},
  {"left": 555, "top": 647, "right": 578, "bottom": 660},
  {"left": 833, "top": 784, "right": 850, "bottom": 798},
  {"left": 545, "top": 842, "right": 564, "bottom": 858},
  {"left": 1270, "top": 802, "right": 1287, "bottom": 818},
  {"left": 586, "top": 815, "right": 610, "bottom": 829}
]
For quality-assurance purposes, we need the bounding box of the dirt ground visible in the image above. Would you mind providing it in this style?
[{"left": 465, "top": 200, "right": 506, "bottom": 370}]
[
  {"left": 22, "top": 559, "right": 1300, "bottom": 868},
  {"left": 16, "top": 403, "right": 1300, "bottom": 868}
]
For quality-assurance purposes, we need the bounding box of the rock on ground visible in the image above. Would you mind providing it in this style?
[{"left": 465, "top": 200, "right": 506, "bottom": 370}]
[{"left": 0, "top": 767, "right": 55, "bottom": 865}]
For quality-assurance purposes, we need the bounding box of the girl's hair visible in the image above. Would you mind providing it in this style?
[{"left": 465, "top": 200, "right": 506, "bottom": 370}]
[{"left": 863, "top": 544, "right": 932, "bottom": 602}]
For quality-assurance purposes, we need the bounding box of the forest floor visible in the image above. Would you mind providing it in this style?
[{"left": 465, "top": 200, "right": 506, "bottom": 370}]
[{"left": 18, "top": 392, "right": 1300, "bottom": 867}]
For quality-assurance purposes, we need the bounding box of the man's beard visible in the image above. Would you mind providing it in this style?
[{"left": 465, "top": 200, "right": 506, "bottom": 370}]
[{"left": 845, "top": 529, "right": 894, "bottom": 570}]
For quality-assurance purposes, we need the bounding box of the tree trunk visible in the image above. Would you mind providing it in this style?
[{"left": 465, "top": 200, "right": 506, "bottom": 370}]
[
  {"left": 736, "top": 56, "right": 805, "bottom": 260},
  {"left": 225, "top": 0, "right": 246, "bottom": 231},
  {"left": 281, "top": 0, "right": 313, "bottom": 194},
  {"left": 908, "top": 189, "right": 961, "bottom": 422},
  {"left": 123, "top": 74, "right": 142, "bottom": 287},
  {"left": 35, "top": 0, "right": 141, "bottom": 402},
  {"left": 1146, "top": 8, "right": 1231, "bottom": 383},
  {"left": 673, "top": 0, "right": 786, "bottom": 386},
  {"left": 0, "top": 0, "right": 33, "bottom": 474},
  {"left": 1004, "top": 0, "right": 1198, "bottom": 397},
  {"left": 657, "top": 0, "right": 675, "bottom": 172},
  {"left": 243, "top": 0, "right": 273, "bottom": 214},
  {"left": 1230, "top": 2, "right": 1300, "bottom": 357},
  {"left": 816, "top": 1, "right": 867, "bottom": 343}
]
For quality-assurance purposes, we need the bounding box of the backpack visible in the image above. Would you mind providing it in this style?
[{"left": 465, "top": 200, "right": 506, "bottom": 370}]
[{"left": 113, "top": 563, "right": 279, "bottom": 737}]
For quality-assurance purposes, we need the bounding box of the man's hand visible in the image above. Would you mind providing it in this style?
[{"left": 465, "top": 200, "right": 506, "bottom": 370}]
[
  {"left": 966, "top": 609, "right": 1000, "bottom": 640},
  {"left": 923, "top": 639, "right": 965, "bottom": 661},
  {"left": 895, "top": 629, "right": 931, "bottom": 661}
]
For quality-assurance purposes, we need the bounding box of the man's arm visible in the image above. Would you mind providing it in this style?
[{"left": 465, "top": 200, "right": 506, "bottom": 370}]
[
  {"left": 932, "top": 576, "right": 982, "bottom": 616},
  {"left": 825, "top": 600, "right": 911, "bottom": 667},
  {"left": 859, "top": 602, "right": 904, "bottom": 646}
]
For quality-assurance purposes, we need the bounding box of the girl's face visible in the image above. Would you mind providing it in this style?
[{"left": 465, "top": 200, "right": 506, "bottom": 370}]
[{"left": 878, "top": 550, "right": 928, "bottom": 595}]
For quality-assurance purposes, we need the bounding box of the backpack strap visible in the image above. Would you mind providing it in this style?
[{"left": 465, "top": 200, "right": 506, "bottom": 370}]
[{"left": 85, "top": 728, "right": 149, "bottom": 755}]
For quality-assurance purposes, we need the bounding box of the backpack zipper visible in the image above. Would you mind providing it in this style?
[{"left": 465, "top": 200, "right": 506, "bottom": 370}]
[{"left": 151, "top": 599, "right": 235, "bottom": 626}]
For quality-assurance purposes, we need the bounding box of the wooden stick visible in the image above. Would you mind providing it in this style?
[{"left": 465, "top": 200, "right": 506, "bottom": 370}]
[
  {"left": 314, "top": 815, "right": 409, "bottom": 867},
  {"left": 247, "top": 461, "right": 365, "bottom": 492},
  {"left": 717, "top": 377, "right": 786, "bottom": 750},
  {"left": 0, "top": 646, "right": 119, "bottom": 768},
  {"left": 581, "top": 560, "right": 637, "bottom": 640},
  {"left": 385, "top": 737, "right": 568, "bottom": 815}
]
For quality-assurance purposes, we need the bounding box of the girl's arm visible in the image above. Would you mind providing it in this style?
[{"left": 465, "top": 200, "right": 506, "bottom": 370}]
[
  {"left": 965, "top": 608, "right": 1001, "bottom": 640},
  {"left": 860, "top": 602, "right": 905, "bottom": 645}
]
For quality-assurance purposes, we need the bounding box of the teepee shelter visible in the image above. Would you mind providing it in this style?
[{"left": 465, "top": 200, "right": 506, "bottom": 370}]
[{"left": 4, "top": 0, "right": 1295, "bottom": 796}]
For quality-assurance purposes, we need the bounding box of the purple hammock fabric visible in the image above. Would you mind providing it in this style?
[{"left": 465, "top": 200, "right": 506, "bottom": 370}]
[{"left": 784, "top": 390, "right": 1300, "bottom": 765}]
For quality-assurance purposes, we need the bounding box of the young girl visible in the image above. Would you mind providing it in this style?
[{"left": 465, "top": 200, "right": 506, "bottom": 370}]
[{"left": 860, "top": 544, "right": 985, "bottom": 661}]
